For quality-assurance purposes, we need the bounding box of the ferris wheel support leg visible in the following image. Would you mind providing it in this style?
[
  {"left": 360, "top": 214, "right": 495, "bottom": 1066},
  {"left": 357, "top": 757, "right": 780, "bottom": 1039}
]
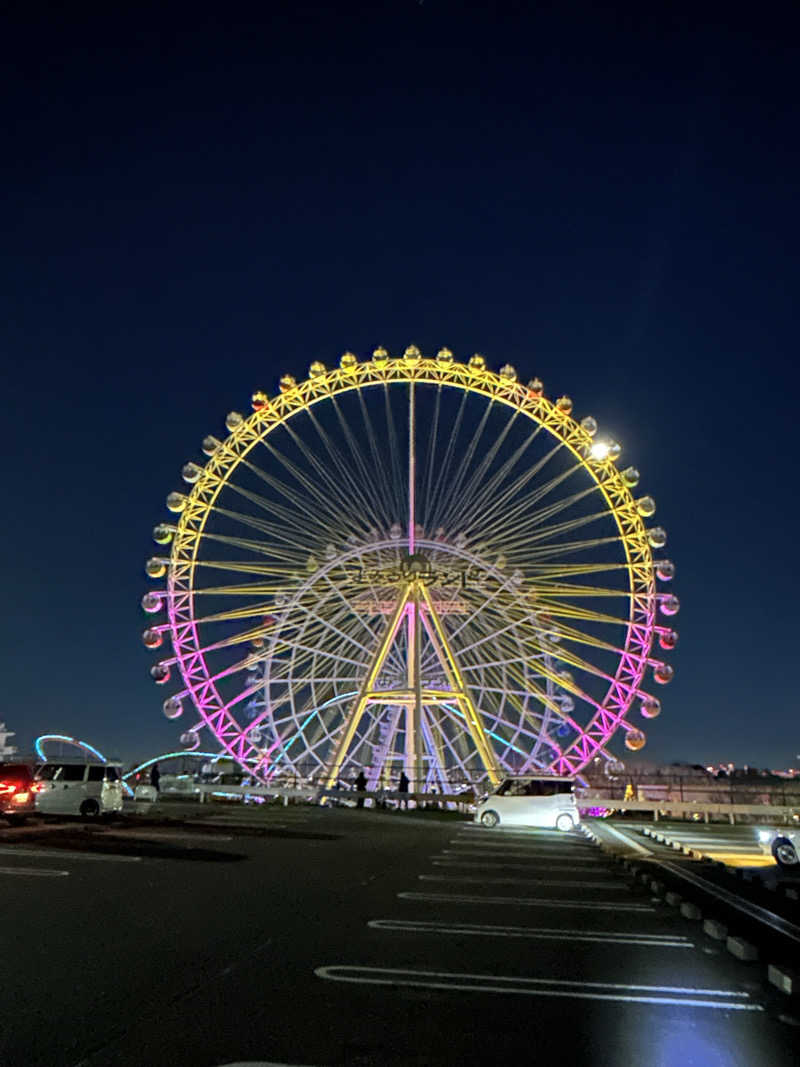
[
  {"left": 321, "top": 584, "right": 413, "bottom": 795},
  {"left": 405, "top": 585, "right": 424, "bottom": 791},
  {"left": 418, "top": 584, "right": 501, "bottom": 786}
]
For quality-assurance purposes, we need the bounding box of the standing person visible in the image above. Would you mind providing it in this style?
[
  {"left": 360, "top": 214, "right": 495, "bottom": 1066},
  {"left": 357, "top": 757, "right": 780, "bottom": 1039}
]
[
  {"left": 398, "top": 770, "right": 409, "bottom": 810},
  {"left": 354, "top": 769, "right": 367, "bottom": 808},
  {"left": 150, "top": 762, "right": 161, "bottom": 792}
]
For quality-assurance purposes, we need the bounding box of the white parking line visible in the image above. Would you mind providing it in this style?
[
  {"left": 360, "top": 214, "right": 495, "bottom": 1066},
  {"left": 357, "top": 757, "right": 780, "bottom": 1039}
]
[
  {"left": 0, "top": 846, "right": 141, "bottom": 863},
  {"left": 0, "top": 865, "right": 69, "bottom": 877},
  {"left": 449, "top": 837, "right": 593, "bottom": 849},
  {"left": 368, "top": 919, "right": 693, "bottom": 948},
  {"left": 108, "top": 832, "right": 234, "bottom": 843},
  {"left": 315, "top": 966, "right": 761, "bottom": 1009},
  {"left": 432, "top": 859, "right": 611, "bottom": 873},
  {"left": 440, "top": 848, "right": 603, "bottom": 862},
  {"left": 418, "top": 874, "right": 626, "bottom": 889},
  {"left": 399, "top": 891, "right": 654, "bottom": 911}
]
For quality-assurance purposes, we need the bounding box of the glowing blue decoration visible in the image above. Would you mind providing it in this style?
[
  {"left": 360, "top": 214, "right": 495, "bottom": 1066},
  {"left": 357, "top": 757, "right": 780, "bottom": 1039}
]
[
  {"left": 35, "top": 734, "right": 108, "bottom": 763},
  {"left": 273, "top": 692, "right": 358, "bottom": 763},
  {"left": 123, "top": 751, "right": 222, "bottom": 782},
  {"left": 443, "top": 705, "right": 528, "bottom": 759}
]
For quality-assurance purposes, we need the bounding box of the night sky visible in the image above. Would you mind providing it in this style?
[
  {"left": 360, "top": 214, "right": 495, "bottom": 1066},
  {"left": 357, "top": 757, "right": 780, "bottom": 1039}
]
[{"left": 3, "top": 2, "right": 798, "bottom": 768}]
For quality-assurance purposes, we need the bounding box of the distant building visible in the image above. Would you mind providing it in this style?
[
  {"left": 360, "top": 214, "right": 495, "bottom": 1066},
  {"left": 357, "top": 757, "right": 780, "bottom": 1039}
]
[{"left": 0, "top": 723, "right": 18, "bottom": 761}]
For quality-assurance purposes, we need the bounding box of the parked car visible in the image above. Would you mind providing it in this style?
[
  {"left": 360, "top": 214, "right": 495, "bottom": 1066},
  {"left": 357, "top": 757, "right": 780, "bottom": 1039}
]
[
  {"left": 0, "top": 762, "right": 38, "bottom": 821},
  {"left": 34, "top": 761, "right": 124, "bottom": 818},
  {"left": 474, "top": 775, "right": 578, "bottom": 830},
  {"left": 758, "top": 827, "right": 799, "bottom": 869}
]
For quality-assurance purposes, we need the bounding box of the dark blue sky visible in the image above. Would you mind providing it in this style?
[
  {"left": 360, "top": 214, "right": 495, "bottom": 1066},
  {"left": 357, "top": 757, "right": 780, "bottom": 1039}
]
[{"left": 3, "top": 2, "right": 798, "bottom": 767}]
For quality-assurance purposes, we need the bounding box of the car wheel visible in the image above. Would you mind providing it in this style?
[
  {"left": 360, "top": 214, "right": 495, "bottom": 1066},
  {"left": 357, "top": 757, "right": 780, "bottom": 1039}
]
[
  {"left": 480, "top": 810, "right": 499, "bottom": 828},
  {"left": 556, "top": 813, "right": 575, "bottom": 832},
  {"left": 772, "top": 838, "right": 799, "bottom": 868},
  {"left": 80, "top": 799, "right": 100, "bottom": 819}
]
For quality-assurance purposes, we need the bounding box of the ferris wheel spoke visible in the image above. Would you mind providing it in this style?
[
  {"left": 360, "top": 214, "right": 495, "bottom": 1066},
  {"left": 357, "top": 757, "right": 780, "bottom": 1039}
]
[
  {"left": 436, "top": 407, "right": 538, "bottom": 535},
  {"left": 257, "top": 419, "right": 378, "bottom": 534},
  {"left": 441, "top": 424, "right": 553, "bottom": 537},
  {"left": 325, "top": 398, "right": 393, "bottom": 530},
  {"left": 530, "top": 598, "right": 633, "bottom": 628},
  {"left": 454, "top": 440, "right": 568, "bottom": 541},
  {"left": 382, "top": 384, "right": 407, "bottom": 522},
  {"left": 528, "top": 580, "right": 634, "bottom": 599},
  {"left": 225, "top": 475, "right": 353, "bottom": 550},
  {"left": 524, "top": 561, "right": 634, "bottom": 579},
  {"left": 484, "top": 508, "right": 613, "bottom": 561},
  {"left": 430, "top": 398, "right": 496, "bottom": 532},
  {"left": 419, "top": 386, "right": 442, "bottom": 528},
  {"left": 352, "top": 390, "right": 398, "bottom": 525},
  {"left": 297, "top": 404, "right": 393, "bottom": 531},
  {"left": 195, "top": 581, "right": 292, "bottom": 597},
  {"left": 508, "top": 534, "right": 622, "bottom": 562},
  {"left": 477, "top": 482, "right": 602, "bottom": 551},
  {"left": 230, "top": 448, "right": 356, "bottom": 540},
  {"left": 281, "top": 600, "right": 381, "bottom": 656},
  {"left": 205, "top": 505, "right": 319, "bottom": 559},
  {"left": 470, "top": 459, "right": 590, "bottom": 545},
  {"left": 318, "top": 573, "right": 384, "bottom": 645},
  {"left": 425, "top": 387, "right": 469, "bottom": 531},
  {"left": 195, "top": 531, "right": 299, "bottom": 562}
]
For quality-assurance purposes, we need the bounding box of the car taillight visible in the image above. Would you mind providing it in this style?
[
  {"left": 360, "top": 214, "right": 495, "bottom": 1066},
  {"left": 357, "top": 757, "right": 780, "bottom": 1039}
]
[
  {"left": 12, "top": 792, "right": 30, "bottom": 804},
  {"left": 31, "top": 782, "right": 44, "bottom": 792},
  {"left": 0, "top": 781, "right": 16, "bottom": 794}
]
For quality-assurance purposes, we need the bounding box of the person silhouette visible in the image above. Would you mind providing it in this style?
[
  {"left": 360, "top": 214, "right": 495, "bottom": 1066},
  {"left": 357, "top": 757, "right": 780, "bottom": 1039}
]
[{"left": 355, "top": 769, "right": 367, "bottom": 808}]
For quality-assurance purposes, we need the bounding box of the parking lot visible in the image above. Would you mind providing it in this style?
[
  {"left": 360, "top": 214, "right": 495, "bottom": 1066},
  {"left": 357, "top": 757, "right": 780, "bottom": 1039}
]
[{"left": 1, "top": 809, "right": 798, "bottom": 1066}]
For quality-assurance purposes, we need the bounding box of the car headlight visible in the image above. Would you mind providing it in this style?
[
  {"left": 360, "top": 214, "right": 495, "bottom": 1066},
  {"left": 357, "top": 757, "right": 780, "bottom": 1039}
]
[{"left": 758, "top": 830, "right": 772, "bottom": 843}]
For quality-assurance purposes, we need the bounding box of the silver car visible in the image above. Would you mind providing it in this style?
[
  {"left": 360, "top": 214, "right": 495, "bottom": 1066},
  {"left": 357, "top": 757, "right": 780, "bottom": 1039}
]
[{"left": 759, "top": 826, "right": 800, "bottom": 869}]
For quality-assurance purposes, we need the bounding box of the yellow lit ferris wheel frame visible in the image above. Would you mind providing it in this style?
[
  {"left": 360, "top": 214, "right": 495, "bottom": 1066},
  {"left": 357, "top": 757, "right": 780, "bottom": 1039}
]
[{"left": 158, "top": 346, "right": 660, "bottom": 778}]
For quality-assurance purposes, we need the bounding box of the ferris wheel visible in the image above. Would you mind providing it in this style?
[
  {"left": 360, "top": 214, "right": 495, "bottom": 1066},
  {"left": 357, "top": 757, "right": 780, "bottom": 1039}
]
[{"left": 142, "top": 346, "right": 678, "bottom": 790}]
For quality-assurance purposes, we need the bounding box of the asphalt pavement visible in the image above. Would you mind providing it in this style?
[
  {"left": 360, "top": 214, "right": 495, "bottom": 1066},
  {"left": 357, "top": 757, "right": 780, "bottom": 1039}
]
[{"left": 1, "top": 809, "right": 798, "bottom": 1067}]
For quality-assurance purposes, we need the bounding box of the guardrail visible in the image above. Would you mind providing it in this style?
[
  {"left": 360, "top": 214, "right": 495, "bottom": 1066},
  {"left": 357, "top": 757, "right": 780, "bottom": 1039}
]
[
  {"left": 160, "top": 783, "right": 800, "bottom": 824},
  {"left": 579, "top": 796, "right": 800, "bottom": 825},
  {"left": 194, "top": 783, "right": 476, "bottom": 806}
]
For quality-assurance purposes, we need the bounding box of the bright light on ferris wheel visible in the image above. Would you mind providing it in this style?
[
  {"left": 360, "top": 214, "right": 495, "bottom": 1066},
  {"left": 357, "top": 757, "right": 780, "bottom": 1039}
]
[{"left": 589, "top": 440, "right": 611, "bottom": 461}]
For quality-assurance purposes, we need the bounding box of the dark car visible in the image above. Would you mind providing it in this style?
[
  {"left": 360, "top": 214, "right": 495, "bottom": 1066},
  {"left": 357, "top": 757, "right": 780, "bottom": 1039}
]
[{"left": 0, "top": 763, "right": 37, "bottom": 820}]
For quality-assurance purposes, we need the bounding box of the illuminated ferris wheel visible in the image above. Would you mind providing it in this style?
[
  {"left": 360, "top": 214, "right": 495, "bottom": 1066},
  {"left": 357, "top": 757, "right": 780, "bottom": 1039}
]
[{"left": 142, "top": 346, "right": 678, "bottom": 789}]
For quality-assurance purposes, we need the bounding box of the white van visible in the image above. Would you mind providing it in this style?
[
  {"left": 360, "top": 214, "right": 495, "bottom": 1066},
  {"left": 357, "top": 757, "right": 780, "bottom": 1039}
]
[
  {"left": 34, "top": 762, "right": 124, "bottom": 818},
  {"left": 474, "top": 775, "right": 578, "bottom": 830}
]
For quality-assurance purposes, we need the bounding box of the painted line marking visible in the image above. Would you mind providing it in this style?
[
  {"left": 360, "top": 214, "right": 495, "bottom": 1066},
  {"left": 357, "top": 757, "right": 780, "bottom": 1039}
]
[
  {"left": 419, "top": 874, "right": 627, "bottom": 889},
  {"left": 0, "top": 865, "right": 69, "bottom": 877},
  {"left": 368, "top": 919, "right": 694, "bottom": 948},
  {"left": 458, "top": 828, "right": 573, "bottom": 840},
  {"left": 315, "top": 966, "right": 761, "bottom": 1010},
  {"left": 449, "top": 837, "right": 593, "bottom": 849},
  {"left": 432, "top": 859, "right": 613, "bottom": 873},
  {"left": 399, "top": 891, "right": 654, "bottom": 911},
  {"left": 440, "top": 848, "right": 603, "bottom": 862},
  {"left": 0, "top": 846, "right": 141, "bottom": 863},
  {"left": 593, "top": 823, "right": 652, "bottom": 855},
  {"left": 108, "top": 832, "right": 234, "bottom": 843}
]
